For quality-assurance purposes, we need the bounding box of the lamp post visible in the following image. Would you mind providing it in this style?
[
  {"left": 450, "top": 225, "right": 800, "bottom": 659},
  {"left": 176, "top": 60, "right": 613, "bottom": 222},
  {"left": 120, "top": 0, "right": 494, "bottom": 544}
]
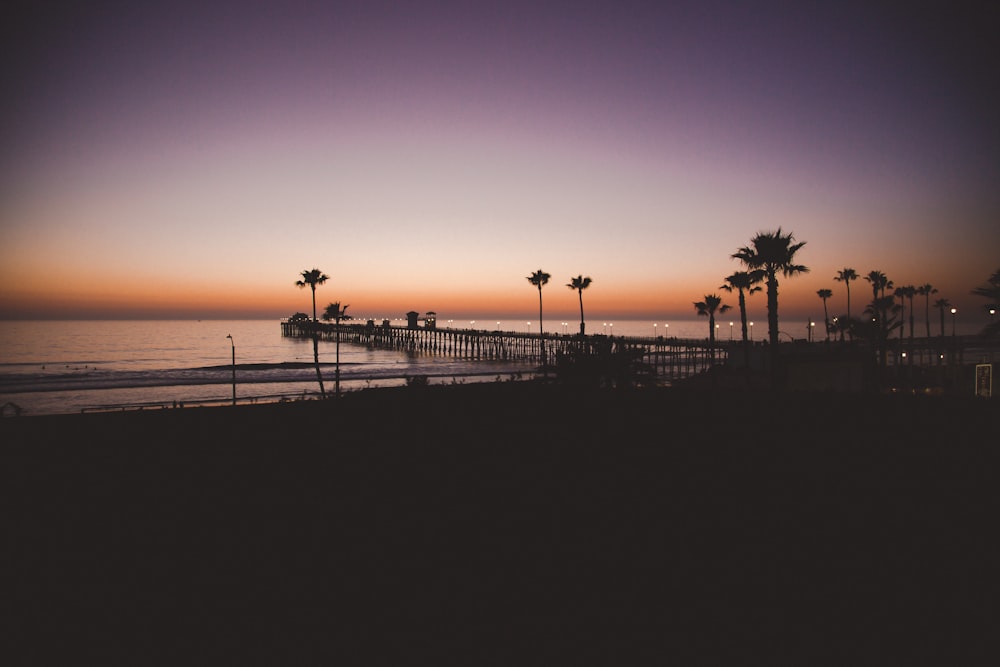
[
  {"left": 226, "top": 334, "right": 235, "bottom": 406},
  {"left": 950, "top": 308, "right": 957, "bottom": 336},
  {"left": 729, "top": 321, "right": 733, "bottom": 341},
  {"left": 653, "top": 323, "right": 657, "bottom": 337},
  {"left": 749, "top": 321, "right": 754, "bottom": 341},
  {"left": 809, "top": 320, "right": 815, "bottom": 342}
]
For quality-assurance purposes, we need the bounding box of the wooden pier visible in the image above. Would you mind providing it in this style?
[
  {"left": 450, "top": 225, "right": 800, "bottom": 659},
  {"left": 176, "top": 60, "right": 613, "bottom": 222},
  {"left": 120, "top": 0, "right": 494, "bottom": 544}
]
[
  {"left": 281, "top": 319, "right": 997, "bottom": 393},
  {"left": 280, "top": 320, "right": 725, "bottom": 382}
]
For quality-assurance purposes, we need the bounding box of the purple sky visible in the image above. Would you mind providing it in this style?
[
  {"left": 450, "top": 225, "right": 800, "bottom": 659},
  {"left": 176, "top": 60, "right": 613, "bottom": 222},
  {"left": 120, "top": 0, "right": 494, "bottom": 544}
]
[{"left": 1, "top": 1, "right": 997, "bottom": 321}]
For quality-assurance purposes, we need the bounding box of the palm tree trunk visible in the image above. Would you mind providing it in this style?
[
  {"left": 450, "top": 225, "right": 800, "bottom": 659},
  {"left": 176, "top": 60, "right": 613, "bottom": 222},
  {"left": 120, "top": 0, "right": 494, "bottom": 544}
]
[
  {"left": 312, "top": 334, "right": 326, "bottom": 398},
  {"left": 578, "top": 290, "right": 585, "bottom": 336},
  {"left": 846, "top": 283, "right": 851, "bottom": 323},
  {"left": 538, "top": 287, "right": 546, "bottom": 367},
  {"left": 924, "top": 297, "right": 931, "bottom": 338},
  {"left": 708, "top": 313, "right": 716, "bottom": 364},
  {"left": 822, "top": 299, "right": 830, "bottom": 341},
  {"left": 766, "top": 274, "right": 779, "bottom": 347},
  {"left": 739, "top": 290, "right": 751, "bottom": 381}
]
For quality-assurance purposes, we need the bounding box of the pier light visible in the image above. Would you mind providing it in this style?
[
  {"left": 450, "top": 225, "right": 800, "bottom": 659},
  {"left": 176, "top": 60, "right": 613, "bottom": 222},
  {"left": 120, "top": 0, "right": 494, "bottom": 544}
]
[
  {"left": 950, "top": 308, "right": 957, "bottom": 336},
  {"left": 609, "top": 323, "right": 613, "bottom": 334},
  {"left": 729, "top": 321, "right": 733, "bottom": 341},
  {"left": 749, "top": 322, "right": 753, "bottom": 340},
  {"left": 526, "top": 321, "right": 531, "bottom": 332},
  {"left": 653, "top": 323, "right": 657, "bottom": 336}
]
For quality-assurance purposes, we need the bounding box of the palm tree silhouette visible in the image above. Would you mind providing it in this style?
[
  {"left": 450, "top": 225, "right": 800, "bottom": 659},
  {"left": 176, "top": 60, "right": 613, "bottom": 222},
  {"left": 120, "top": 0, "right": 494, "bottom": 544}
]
[
  {"left": 933, "top": 298, "right": 951, "bottom": 337},
  {"left": 971, "top": 269, "right": 1000, "bottom": 337},
  {"left": 527, "top": 269, "right": 551, "bottom": 365},
  {"left": 816, "top": 288, "right": 833, "bottom": 341},
  {"left": 834, "top": 268, "right": 858, "bottom": 326},
  {"left": 323, "top": 301, "right": 350, "bottom": 398},
  {"left": 694, "top": 294, "right": 732, "bottom": 364},
  {"left": 733, "top": 228, "right": 809, "bottom": 348},
  {"left": 566, "top": 275, "right": 592, "bottom": 336},
  {"left": 864, "top": 270, "right": 893, "bottom": 340},
  {"left": 893, "top": 286, "right": 909, "bottom": 343},
  {"left": 296, "top": 268, "right": 329, "bottom": 322},
  {"left": 296, "top": 268, "right": 329, "bottom": 398},
  {"left": 902, "top": 285, "right": 917, "bottom": 346},
  {"left": 917, "top": 284, "right": 937, "bottom": 338},
  {"left": 721, "top": 270, "right": 762, "bottom": 373}
]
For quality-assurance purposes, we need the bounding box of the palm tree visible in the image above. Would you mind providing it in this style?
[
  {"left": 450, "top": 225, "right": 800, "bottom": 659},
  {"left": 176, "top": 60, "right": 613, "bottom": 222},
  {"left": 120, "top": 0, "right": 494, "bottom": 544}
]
[
  {"left": 323, "top": 301, "right": 350, "bottom": 398},
  {"left": 934, "top": 298, "right": 952, "bottom": 337},
  {"left": 721, "top": 270, "right": 762, "bottom": 372},
  {"left": 732, "top": 228, "right": 809, "bottom": 347},
  {"left": 902, "top": 285, "right": 916, "bottom": 346},
  {"left": 296, "top": 268, "right": 329, "bottom": 322},
  {"left": 864, "top": 270, "right": 893, "bottom": 337},
  {"left": 893, "top": 286, "right": 907, "bottom": 341},
  {"left": 816, "top": 288, "right": 833, "bottom": 341},
  {"left": 527, "top": 269, "right": 551, "bottom": 364},
  {"left": 296, "top": 268, "right": 329, "bottom": 398},
  {"left": 566, "top": 275, "right": 592, "bottom": 336},
  {"left": 834, "top": 268, "right": 858, "bottom": 324},
  {"left": 917, "top": 284, "right": 937, "bottom": 338},
  {"left": 971, "top": 268, "right": 1000, "bottom": 337},
  {"left": 694, "top": 294, "right": 732, "bottom": 364}
]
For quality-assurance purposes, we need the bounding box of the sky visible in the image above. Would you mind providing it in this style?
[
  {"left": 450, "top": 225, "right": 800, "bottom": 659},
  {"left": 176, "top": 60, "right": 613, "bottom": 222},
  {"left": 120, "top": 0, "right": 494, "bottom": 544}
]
[{"left": 2, "top": 0, "right": 998, "bottom": 324}]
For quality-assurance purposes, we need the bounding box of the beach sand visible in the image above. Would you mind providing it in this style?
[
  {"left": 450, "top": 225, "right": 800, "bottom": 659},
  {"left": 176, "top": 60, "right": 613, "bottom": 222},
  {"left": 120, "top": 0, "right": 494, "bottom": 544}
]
[{"left": 3, "top": 382, "right": 996, "bottom": 664}]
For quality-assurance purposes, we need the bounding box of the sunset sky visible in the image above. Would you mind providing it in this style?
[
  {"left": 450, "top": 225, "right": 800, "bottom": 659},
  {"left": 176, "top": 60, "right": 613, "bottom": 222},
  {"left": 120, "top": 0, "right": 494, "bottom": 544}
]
[{"left": 2, "top": 1, "right": 997, "bottom": 324}]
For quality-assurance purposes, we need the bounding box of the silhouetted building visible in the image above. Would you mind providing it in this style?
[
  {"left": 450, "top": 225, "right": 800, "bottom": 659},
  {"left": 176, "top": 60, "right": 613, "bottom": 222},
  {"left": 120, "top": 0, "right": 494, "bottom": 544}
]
[
  {"left": 407, "top": 311, "right": 420, "bottom": 329},
  {"left": 425, "top": 311, "right": 437, "bottom": 329}
]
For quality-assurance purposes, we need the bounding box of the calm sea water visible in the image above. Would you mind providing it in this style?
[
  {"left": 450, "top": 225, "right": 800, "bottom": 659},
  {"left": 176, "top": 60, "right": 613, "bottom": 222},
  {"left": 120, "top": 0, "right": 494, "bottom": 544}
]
[
  {"left": 1, "top": 318, "right": 722, "bottom": 416},
  {"left": 0, "top": 320, "right": 550, "bottom": 416},
  {"left": 2, "top": 317, "right": 984, "bottom": 416}
]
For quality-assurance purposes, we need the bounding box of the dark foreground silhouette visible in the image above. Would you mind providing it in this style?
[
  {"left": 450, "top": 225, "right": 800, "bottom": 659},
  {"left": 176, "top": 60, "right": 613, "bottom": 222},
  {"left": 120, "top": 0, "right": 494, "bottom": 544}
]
[{"left": 3, "top": 382, "right": 996, "bottom": 664}]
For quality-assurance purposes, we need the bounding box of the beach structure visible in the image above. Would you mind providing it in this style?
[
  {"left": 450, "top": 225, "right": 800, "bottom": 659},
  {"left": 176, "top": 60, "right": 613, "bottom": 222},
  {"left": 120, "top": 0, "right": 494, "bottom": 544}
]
[{"left": 281, "top": 318, "right": 724, "bottom": 383}]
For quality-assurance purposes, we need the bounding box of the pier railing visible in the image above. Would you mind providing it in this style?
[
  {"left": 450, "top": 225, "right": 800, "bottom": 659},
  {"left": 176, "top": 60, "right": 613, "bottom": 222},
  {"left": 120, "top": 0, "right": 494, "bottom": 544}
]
[
  {"left": 281, "top": 319, "right": 996, "bottom": 391},
  {"left": 280, "top": 320, "right": 726, "bottom": 381}
]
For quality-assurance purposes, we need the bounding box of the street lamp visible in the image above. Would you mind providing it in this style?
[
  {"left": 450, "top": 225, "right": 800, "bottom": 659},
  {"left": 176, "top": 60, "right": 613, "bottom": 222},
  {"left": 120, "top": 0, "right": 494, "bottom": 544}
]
[
  {"left": 809, "top": 320, "right": 815, "bottom": 342},
  {"left": 749, "top": 321, "right": 754, "bottom": 341},
  {"left": 226, "top": 334, "right": 235, "bottom": 406},
  {"left": 950, "top": 308, "right": 957, "bottom": 336},
  {"left": 729, "top": 321, "right": 733, "bottom": 341}
]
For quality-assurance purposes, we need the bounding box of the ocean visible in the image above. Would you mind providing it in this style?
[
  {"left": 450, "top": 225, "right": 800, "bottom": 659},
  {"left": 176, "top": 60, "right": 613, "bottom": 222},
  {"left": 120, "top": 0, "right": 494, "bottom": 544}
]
[
  {"left": 0, "top": 319, "right": 715, "bottom": 417},
  {"left": 2, "top": 317, "right": 984, "bottom": 417}
]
